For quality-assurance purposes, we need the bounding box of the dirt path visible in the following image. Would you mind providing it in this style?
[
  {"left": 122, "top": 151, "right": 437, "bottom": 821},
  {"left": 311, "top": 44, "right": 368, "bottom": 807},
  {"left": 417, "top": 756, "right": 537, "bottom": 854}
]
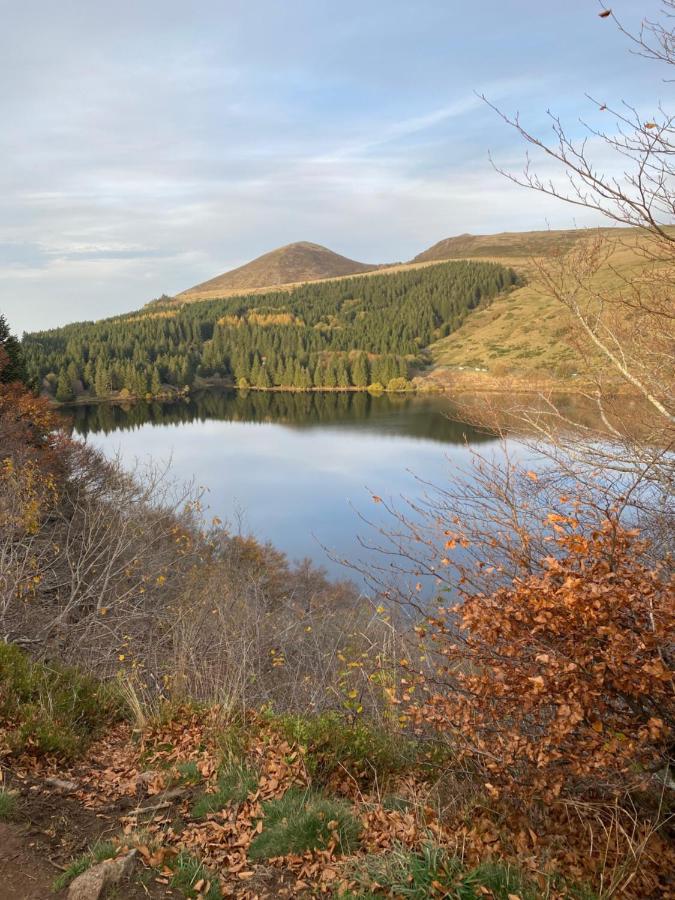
[
  {"left": 0, "top": 785, "right": 173, "bottom": 899},
  {"left": 0, "top": 822, "right": 66, "bottom": 899}
]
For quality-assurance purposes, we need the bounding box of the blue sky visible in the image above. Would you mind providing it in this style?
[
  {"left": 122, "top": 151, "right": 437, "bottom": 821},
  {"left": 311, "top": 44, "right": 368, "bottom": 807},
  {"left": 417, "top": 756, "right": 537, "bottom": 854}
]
[{"left": 0, "top": 0, "right": 665, "bottom": 334}]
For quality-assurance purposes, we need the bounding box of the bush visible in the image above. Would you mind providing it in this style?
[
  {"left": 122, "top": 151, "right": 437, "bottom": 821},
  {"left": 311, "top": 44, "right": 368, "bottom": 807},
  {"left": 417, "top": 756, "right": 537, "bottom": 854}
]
[
  {"left": 0, "top": 642, "right": 121, "bottom": 759},
  {"left": 273, "top": 712, "right": 438, "bottom": 786},
  {"left": 408, "top": 523, "right": 674, "bottom": 799},
  {"left": 386, "top": 377, "right": 411, "bottom": 392},
  {"left": 249, "top": 788, "right": 360, "bottom": 859}
]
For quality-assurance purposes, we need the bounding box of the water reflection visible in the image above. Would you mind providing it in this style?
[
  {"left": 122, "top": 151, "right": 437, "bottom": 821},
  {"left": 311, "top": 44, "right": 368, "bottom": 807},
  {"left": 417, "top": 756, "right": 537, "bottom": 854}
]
[{"left": 59, "top": 390, "right": 501, "bottom": 583}]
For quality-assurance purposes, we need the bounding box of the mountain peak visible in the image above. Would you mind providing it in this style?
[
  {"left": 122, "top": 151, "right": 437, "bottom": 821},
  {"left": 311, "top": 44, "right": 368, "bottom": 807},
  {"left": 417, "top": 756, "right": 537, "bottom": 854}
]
[{"left": 179, "top": 242, "right": 379, "bottom": 301}]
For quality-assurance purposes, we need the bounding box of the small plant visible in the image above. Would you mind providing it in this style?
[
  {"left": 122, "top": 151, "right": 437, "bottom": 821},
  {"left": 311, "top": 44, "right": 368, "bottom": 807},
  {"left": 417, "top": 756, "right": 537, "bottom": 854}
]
[
  {"left": 249, "top": 788, "right": 360, "bottom": 860},
  {"left": 349, "top": 846, "right": 540, "bottom": 900},
  {"left": 176, "top": 760, "right": 202, "bottom": 785},
  {"left": 53, "top": 841, "right": 119, "bottom": 892},
  {"left": 170, "top": 851, "right": 222, "bottom": 899},
  {"left": 0, "top": 788, "right": 17, "bottom": 821},
  {"left": 192, "top": 762, "right": 258, "bottom": 818}
]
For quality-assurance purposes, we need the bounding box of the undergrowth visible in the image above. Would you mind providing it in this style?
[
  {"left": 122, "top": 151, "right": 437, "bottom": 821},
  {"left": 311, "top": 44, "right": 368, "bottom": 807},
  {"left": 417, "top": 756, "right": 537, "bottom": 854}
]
[
  {"left": 346, "top": 845, "right": 542, "bottom": 899},
  {"left": 192, "top": 762, "right": 259, "bottom": 818},
  {"left": 270, "top": 711, "right": 447, "bottom": 786},
  {"left": 0, "top": 642, "right": 121, "bottom": 759},
  {"left": 249, "top": 788, "right": 361, "bottom": 859},
  {"left": 170, "top": 850, "right": 222, "bottom": 899}
]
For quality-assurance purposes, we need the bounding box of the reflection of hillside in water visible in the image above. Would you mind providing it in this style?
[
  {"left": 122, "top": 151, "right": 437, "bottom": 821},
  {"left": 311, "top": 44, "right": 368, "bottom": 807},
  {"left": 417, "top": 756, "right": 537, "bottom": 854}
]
[{"left": 62, "top": 390, "right": 499, "bottom": 446}]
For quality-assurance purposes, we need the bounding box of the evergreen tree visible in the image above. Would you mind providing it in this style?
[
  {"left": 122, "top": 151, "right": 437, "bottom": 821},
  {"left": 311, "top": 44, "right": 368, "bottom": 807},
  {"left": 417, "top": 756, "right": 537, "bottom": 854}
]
[
  {"left": 55, "top": 367, "right": 74, "bottom": 402},
  {"left": 0, "top": 314, "right": 27, "bottom": 384}
]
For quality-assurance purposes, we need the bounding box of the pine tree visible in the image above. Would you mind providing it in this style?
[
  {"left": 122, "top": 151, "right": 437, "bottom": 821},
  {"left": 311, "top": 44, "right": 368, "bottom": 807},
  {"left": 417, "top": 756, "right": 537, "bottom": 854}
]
[
  {"left": 55, "top": 367, "right": 74, "bottom": 402},
  {"left": 0, "top": 314, "right": 28, "bottom": 384}
]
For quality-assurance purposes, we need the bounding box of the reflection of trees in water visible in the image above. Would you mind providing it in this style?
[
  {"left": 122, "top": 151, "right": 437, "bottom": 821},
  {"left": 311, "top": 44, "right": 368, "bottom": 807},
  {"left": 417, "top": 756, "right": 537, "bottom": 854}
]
[{"left": 63, "top": 390, "right": 497, "bottom": 445}]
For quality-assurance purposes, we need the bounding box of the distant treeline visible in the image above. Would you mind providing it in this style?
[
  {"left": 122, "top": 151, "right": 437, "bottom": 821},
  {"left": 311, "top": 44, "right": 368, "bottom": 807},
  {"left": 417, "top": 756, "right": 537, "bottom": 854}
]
[{"left": 23, "top": 260, "right": 518, "bottom": 400}]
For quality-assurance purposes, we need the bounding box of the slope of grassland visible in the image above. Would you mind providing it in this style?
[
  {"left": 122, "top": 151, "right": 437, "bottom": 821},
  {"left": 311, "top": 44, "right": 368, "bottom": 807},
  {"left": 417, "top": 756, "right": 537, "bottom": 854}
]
[{"left": 424, "top": 229, "right": 656, "bottom": 387}]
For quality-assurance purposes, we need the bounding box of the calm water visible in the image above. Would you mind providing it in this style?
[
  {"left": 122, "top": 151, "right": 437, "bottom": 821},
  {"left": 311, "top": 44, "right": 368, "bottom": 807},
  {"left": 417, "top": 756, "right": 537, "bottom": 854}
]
[{"left": 62, "top": 390, "right": 504, "bottom": 584}]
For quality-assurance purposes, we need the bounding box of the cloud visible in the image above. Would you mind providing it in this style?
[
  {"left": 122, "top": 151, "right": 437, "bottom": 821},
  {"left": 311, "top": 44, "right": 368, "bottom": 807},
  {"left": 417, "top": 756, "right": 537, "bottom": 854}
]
[{"left": 0, "top": 0, "right": 664, "bottom": 334}]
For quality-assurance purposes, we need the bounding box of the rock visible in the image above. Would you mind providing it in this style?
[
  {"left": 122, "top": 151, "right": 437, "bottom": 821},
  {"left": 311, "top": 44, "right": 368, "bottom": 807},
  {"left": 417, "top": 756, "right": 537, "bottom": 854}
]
[
  {"left": 45, "top": 777, "right": 79, "bottom": 793},
  {"left": 67, "top": 850, "right": 137, "bottom": 900}
]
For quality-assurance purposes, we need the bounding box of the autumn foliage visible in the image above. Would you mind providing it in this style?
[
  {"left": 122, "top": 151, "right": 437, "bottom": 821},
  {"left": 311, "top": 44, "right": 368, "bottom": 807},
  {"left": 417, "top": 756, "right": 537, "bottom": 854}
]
[{"left": 409, "top": 518, "right": 674, "bottom": 799}]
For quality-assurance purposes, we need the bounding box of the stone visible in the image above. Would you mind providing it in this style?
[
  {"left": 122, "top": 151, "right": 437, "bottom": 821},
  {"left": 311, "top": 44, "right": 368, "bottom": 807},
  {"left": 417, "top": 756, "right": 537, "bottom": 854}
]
[{"left": 67, "top": 850, "right": 137, "bottom": 900}]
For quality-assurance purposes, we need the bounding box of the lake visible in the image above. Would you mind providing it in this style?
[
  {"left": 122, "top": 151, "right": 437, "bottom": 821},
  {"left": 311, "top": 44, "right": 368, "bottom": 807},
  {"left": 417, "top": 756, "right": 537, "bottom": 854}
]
[{"left": 61, "top": 390, "right": 505, "bottom": 587}]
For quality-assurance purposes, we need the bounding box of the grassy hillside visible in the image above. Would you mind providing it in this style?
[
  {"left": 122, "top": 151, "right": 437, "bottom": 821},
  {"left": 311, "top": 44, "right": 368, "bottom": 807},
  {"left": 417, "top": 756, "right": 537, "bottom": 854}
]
[
  {"left": 425, "top": 229, "right": 658, "bottom": 383},
  {"left": 412, "top": 227, "right": 620, "bottom": 263}
]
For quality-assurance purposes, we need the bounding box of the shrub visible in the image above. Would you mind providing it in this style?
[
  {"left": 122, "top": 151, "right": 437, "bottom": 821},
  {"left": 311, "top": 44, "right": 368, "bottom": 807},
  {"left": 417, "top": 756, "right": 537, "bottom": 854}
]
[
  {"left": 249, "top": 788, "right": 360, "bottom": 859},
  {"left": 0, "top": 642, "right": 121, "bottom": 759},
  {"left": 408, "top": 522, "right": 674, "bottom": 799},
  {"left": 273, "top": 712, "right": 438, "bottom": 786},
  {"left": 386, "top": 377, "right": 411, "bottom": 392}
]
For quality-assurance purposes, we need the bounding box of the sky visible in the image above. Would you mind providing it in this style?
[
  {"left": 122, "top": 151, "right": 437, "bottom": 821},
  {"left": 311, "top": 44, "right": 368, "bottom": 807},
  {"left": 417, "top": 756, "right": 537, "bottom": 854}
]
[{"left": 0, "top": 0, "right": 665, "bottom": 335}]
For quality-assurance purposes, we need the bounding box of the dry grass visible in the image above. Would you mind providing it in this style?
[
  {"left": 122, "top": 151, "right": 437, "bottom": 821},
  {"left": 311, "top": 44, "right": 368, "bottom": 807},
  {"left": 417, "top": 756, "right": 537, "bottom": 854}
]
[{"left": 428, "top": 230, "right": 670, "bottom": 381}]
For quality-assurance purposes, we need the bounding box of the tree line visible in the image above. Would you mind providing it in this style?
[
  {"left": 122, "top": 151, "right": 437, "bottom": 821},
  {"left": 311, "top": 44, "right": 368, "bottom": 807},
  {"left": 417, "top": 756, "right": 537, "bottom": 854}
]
[{"left": 22, "top": 260, "right": 518, "bottom": 401}]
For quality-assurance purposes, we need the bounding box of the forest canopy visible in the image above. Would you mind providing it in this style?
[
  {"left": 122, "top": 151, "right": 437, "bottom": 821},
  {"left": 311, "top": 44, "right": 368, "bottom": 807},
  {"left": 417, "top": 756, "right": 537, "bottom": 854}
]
[{"left": 22, "top": 260, "right": 517, "bottom": 400}]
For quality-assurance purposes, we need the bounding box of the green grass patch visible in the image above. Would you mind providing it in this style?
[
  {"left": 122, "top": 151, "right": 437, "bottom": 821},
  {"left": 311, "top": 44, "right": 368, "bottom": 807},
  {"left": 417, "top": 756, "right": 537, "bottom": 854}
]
[
  {"left": 249, "top": 788, "right": 360, "bottom": 860},
  {"left": 53, "top": 841, "right": 118, "bottom": 892},
  {"left": 348, "top": 845, "right": 542, "bottom": 899},
  {"left": 192, "top": 762, "right": 258, "bottom": 819},
  {"left": 0, "top": 788, "right": 17, "bottom": 821},
  {"left": 169, "top": 851, "right": 222, "bottom": 899},
  {"left": 271, "top": 712, "right": 446, "bottom": 786},
  {"left": 175, "top": 760, "right": 203, "bottom": 785},
  {"left": 0, "top": 642, "right": 122, "bottom": 760}
]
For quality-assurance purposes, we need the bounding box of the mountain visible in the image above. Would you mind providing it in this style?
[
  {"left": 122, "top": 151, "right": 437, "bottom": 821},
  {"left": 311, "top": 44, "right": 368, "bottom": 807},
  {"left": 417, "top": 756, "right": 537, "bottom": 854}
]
[
  {"left": 412, "top": 228, "right": 606, "bottom": 263},
  {"left": 177, "top": 241, "right": 380, "bottom": 302}
]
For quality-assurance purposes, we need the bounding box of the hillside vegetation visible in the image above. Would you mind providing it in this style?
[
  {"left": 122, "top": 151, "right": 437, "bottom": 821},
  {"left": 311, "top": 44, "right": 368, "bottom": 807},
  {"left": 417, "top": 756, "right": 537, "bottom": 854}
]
[
  {"left": 23, "top": 259, "right": 517, "bottom": 401},
  {"left": 426, "top": 229, "right": 665, "bottom": 382}
]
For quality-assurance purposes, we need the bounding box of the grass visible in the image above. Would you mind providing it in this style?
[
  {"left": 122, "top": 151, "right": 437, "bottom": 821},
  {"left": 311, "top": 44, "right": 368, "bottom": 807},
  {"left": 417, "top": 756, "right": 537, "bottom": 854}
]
[
  {"left": 53, "top": 841, "right": 119, "bottom": 891},
  {"left": 428, "top": 230, "right": 660, "bottom": 381},
  {"left": 0, "top": 642, "right": 121, "bottom": 760},
  {"left": 176, "top": 760, "right": 203, "bottom": 785},
  {"left": 0, "top": 788, "right": 17, "bottom": 821},
  {"left": 170, "top": 851, "right": 222, "bottom": 899},
  {"left": 347, "top": 844, "right": 542, "bottom": 899},
  {"left": 272, "top": 711, "right": 447, "bottom": 787},
  {"left": 248, "top": 787, "right": 361, "bottom": 860},
  {"left": 191, "top": 762, "right": 258, "bottom": 818}
]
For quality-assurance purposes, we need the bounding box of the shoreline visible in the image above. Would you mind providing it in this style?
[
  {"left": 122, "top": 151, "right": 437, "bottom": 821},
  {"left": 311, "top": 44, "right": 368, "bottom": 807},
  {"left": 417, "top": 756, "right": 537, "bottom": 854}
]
[{"left": 47, "top": 373, "right": 611, "bottom": 410}]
